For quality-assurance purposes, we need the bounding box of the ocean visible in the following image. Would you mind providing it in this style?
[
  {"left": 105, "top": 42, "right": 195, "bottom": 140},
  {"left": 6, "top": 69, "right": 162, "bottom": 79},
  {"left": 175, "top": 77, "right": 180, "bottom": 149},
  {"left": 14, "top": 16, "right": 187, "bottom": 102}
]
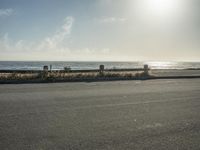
[{"left": 0, "top": 61, "right": 200, "bottom": 70}]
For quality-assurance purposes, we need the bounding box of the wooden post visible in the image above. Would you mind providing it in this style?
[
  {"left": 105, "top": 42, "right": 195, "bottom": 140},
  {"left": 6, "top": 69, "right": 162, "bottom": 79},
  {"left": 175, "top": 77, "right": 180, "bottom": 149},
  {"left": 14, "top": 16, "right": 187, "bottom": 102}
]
[
  {"left": 42, "top": 65, "right": 48, "bottom": 78},
  {"left": 144, "top": 64, "right": 149, "bottom": 75},
  {"left": 64, "top": 66, "right": 71, "bottom": 72},
  {"left": 43, "top": 66, "right": 48, "bottom": 72},
  {"left": 50, "top": 65, "right": 52, "bottom": 72},
  {"left": 99, "top": 65, "right": 104, "bottom": 75}
]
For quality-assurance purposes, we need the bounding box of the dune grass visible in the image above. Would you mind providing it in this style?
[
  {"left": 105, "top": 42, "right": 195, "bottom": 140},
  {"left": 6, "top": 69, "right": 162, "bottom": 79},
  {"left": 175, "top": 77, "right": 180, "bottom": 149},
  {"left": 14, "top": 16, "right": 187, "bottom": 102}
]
[
  {"left": 0, "top": 73, "right": 39, "bottom": 80},
  {"left": 0, "top": 71, "right": 151, "bottom": 82}
]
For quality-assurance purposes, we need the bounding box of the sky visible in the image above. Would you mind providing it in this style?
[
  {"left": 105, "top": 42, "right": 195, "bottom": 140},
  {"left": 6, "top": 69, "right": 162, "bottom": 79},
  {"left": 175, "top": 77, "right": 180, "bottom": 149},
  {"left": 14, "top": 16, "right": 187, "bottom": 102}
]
[{"left": 0, "top": 0, "right": 200, "bottom": 61}]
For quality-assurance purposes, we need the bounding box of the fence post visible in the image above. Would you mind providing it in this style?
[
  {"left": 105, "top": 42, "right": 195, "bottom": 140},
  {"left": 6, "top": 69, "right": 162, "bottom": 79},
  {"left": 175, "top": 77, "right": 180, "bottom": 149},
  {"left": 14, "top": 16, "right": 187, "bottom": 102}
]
[
  {"left": 144, "top": 64, "right": 149, "bottom": 75},
  {"left": 42, "top": 65, "right": 48, "bottom": 78},
  {"left": 64, "top": 66, "right": 71, "bottom": 72},
  {"left": 50, "top": 65, "right": 52, "bottom": 72},
  {"left": 99, "top": 65, "right": 104, "bottom": 75}
]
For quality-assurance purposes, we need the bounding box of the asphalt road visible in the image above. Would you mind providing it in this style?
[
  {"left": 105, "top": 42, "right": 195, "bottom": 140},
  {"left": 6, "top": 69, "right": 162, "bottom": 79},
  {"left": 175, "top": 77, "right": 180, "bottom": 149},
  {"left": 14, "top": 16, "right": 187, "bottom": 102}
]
[
  {"left": 0, "top": 79, "right": 200, "bottom": 150},
  {"left": 151, "top": 69, "right": 200, "bottom": 77}
]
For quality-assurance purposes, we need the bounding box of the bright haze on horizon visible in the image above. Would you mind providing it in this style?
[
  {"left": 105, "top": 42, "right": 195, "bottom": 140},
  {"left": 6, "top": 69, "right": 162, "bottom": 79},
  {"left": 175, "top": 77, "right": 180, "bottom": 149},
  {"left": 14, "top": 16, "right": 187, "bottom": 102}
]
[{"left": 0, "top": 0, "right": 200, "bottom": 61}]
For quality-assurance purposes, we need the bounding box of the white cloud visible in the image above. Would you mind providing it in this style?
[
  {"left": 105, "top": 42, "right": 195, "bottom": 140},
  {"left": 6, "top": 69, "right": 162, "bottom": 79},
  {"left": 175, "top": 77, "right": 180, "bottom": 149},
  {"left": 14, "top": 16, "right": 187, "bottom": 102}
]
[
  {"left": 38, "top": 16, "right": 74, "bottom": 50},
  {"left": 77, "top": 48, "right": 110, "bottom": 54},
  {"left": 95, "top": 17, "right": 127, "bottom": 23},
  {"left": 0, "top": 8, "right": 14, "bottom": 17},
  {"left": 0, "top": 34, "right": 9, "bottom": 50},
  {"left": 0, "top": 16, "right": 112, "bottom": 61},
  {"left": 0, "top": 16, "right": 74, "bottom": 53}
]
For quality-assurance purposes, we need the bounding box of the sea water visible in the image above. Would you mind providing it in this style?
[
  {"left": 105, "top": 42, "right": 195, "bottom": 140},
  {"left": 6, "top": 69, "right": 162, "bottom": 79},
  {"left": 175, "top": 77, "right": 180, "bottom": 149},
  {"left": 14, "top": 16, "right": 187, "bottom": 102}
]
[{"left": 0, "top": 61, "right": 199, "bottom": 70}]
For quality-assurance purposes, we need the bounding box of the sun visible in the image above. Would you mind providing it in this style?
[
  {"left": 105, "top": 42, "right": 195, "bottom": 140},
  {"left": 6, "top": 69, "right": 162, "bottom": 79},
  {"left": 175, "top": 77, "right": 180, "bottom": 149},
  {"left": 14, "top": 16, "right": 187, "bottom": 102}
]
[
  {"left": 135, "top": 0, "right": 184, "bottom": 18},
  {"left": 146, "top": 0, "right": 179, "bottom": 17}
]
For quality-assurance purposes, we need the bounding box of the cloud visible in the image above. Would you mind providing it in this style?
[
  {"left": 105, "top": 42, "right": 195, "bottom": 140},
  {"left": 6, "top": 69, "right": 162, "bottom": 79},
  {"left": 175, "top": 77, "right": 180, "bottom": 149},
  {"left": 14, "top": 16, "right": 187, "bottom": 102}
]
[
  {"left": 77, "top": 48, "right": 110, "bottom": 54},
  {"left": 0, "top": 16, "right": 112, "bottom": 61},
  {"left": 38, "top": 16, "right": 74, "bottom": 50},
  {"left": 0, "top": 16, "right": 74, "bottom": 52},
  {"left": 95, "top": 17, "right": 127, "bottom": 23},
  {"left": 0, "top": 8, "right": 14, "bottom": 17}
]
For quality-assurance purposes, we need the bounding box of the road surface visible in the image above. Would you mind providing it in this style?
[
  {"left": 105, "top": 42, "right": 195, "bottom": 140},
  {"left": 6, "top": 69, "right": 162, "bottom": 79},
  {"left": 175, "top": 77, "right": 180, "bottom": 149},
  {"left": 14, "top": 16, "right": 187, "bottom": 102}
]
[
  {"left": 0, "top": 79, "right": 200, "bottom": 150},
  {"left": 151, "top": 69, "right": 200, "bottom": 77}
]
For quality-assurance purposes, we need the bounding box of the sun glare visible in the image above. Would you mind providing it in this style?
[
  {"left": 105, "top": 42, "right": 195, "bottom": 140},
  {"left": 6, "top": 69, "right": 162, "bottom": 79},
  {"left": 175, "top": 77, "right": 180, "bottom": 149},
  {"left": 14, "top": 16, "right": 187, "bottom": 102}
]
[
  {"left": 135, "top": 0, "right": 186, "bottom": 19},
  {"left": 146, "top": 0, "right": 179, "bottom": 16}
]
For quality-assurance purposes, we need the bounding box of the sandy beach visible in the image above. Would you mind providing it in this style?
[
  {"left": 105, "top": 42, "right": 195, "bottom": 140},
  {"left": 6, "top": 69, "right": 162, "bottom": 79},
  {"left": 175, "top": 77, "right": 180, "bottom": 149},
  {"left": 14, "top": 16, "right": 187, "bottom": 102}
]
[{"left": 0, "top": 79, "right": 200, "bottom": 149}]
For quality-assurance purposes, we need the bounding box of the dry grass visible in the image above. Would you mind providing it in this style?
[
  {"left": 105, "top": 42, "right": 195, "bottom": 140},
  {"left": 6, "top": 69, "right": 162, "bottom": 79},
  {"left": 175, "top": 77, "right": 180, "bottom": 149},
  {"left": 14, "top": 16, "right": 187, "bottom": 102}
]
[
  {"left": 0, "top": 73, "right": 38, "bottom": 80},
  {"left": 0, "top": 71, "right": 150, "bottom": 81}
]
